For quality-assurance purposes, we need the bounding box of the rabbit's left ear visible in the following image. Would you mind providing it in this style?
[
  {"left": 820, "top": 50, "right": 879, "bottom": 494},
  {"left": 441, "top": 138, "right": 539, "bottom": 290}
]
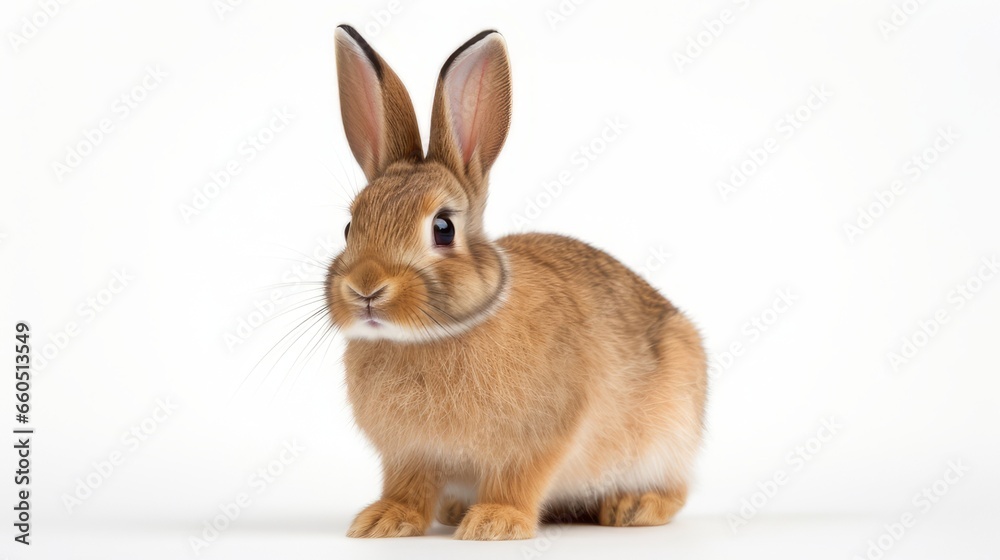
[
  {"left": 428, "top": 30, "right": 512, "bottom": 196},
  {"left": 335, "top": 25, "right": 423, "bottom": 182}
]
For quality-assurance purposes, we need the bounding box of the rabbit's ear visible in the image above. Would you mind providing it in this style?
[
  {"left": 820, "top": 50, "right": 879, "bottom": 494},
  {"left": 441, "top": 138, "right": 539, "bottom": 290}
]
[
  {"left": 335, "top": 25, "right": 422, "bottom": 182},
  {"left": 428, "top": 30, "right": 512, "bottom": 195}
]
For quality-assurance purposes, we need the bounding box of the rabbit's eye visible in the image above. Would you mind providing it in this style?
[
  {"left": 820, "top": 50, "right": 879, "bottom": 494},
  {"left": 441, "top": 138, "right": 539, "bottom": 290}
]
[
  {"left": 344, "top": 222, "right": 350, "bottom": 239},
  {"left": 433, "top": 215, "right": 455, "bottom": 246}
]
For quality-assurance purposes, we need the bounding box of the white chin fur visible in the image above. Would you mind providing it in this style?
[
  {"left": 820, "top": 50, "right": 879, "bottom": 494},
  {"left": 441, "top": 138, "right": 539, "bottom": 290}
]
[
  {"left": 339, "top": 311, "right": 500, "bottom": 343},
  {"left": 340, "top": 319, "right": 458, "bottom": 343}
]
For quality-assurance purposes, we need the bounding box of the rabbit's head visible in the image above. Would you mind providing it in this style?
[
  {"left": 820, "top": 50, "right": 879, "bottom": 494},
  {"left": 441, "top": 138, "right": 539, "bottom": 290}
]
[{"left": 327, "top": 26, "right": 512, "bottom": 342}]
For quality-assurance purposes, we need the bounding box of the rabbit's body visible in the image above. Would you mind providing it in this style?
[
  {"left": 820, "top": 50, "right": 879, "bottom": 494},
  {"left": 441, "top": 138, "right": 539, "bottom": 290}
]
[
  {"left": 328, "top": 27, "right": 707, "bottom": 540},
  {"left": 346, "top": 233, "right": 705, "bottom": 520}
]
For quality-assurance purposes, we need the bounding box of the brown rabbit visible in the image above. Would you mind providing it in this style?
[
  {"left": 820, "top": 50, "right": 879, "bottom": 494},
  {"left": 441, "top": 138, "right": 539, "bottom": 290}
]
[{"left": 327, "top": 25, "right": 707, "bottom": 540}]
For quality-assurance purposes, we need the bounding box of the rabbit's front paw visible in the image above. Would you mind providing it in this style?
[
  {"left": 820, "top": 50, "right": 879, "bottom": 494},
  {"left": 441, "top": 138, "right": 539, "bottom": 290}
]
[
  {"left": 453, "top": 504, "right": 534, "bottom": 540},
  {"left": 347, "top": 499, "right": 427, "bottom": 538}
]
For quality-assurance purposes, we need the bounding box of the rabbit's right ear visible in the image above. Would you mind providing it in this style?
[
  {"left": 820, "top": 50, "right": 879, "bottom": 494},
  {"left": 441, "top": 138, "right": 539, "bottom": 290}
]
[
  {"left": 335, "top": 25, "right": 422, "bottom": 182},
  {"left": 428, "top": 31, "right": 512, "bottom": 198}
]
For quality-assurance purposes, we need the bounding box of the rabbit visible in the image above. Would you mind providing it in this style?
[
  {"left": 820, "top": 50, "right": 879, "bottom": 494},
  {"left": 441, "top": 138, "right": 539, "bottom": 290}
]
[{"left": 326, "top": 25, "right": 708, "bottom": 541}]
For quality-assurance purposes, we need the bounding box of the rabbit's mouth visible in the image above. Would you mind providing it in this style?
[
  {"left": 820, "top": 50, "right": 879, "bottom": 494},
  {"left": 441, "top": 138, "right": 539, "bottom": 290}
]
[
  {"left": 361, "top": 307, "right": 382, "bottom": 328},
  {"left": 362, "top": 310, "right": 382, "bottom": 328}
]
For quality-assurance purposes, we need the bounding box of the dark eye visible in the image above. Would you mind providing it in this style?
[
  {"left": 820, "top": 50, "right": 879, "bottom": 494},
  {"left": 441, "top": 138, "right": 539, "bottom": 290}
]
[
  {"left": 344, "top": 222, "right": 350, "bottom": 239},
  {"left": 433, "top": 215, "right": 455, "bottom": 246}
]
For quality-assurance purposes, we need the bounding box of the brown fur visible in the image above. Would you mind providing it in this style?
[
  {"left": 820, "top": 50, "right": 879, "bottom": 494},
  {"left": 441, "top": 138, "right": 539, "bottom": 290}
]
[{"left": 330, "top": 26, "right": 707, "bottom": 540}]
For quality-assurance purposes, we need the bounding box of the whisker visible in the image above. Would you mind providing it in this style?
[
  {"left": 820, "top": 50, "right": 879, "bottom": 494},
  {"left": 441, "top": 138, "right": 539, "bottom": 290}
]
[
  {"left": 253, "top": 282, "right": 327, "bottom": 291},
  {"left": 286, "top": 312, "right": 333, "bottom": 376},
  {"left": 416, "top": 303, "right": 460, "bottom": 341},
  {"left": 259, "top": 296, "right": 329, "bottom": 327},
  {"left": 228, "top": 306, "right": 329, "bottom": 403},
  {"left": 254, "top": 308, "right": 332, "bottom": 397},
  {"left": 278, "top": 321, "right": 339, "bottom": 400},
  {"left": 257, "top": 255, "right": 330, "bottom": 270},
  {"left": 318, "top": 153, "right": 359, "bottom": 204},
  {"left": 274, "top": 314, "right": 334, "bottom": 401},
  {"left": 259, "top": 240, "right": 334, "bottom": 268}
]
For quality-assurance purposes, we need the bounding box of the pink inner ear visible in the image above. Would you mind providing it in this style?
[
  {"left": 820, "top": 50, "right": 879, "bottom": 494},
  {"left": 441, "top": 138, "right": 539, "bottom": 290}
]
[
  {"left": 337, "top": 31, "right": 386, "bottom": 176},
  {"left": 446, "top": 48, "right": 492, "bottom": 165},
  {"left": 353, "top": 56, "right": 383, "bottom": 167}
]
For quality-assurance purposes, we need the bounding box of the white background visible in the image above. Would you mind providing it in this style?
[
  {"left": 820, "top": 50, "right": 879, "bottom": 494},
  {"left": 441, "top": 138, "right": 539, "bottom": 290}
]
[{"left": 2, "top": 0, "right": 999, "bottom": 558}]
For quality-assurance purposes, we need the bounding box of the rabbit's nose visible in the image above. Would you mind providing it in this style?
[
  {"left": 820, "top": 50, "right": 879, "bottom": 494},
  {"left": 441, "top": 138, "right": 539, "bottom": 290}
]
[{"left": 346, "top": 283, "right": 388, "bottom": 304}]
